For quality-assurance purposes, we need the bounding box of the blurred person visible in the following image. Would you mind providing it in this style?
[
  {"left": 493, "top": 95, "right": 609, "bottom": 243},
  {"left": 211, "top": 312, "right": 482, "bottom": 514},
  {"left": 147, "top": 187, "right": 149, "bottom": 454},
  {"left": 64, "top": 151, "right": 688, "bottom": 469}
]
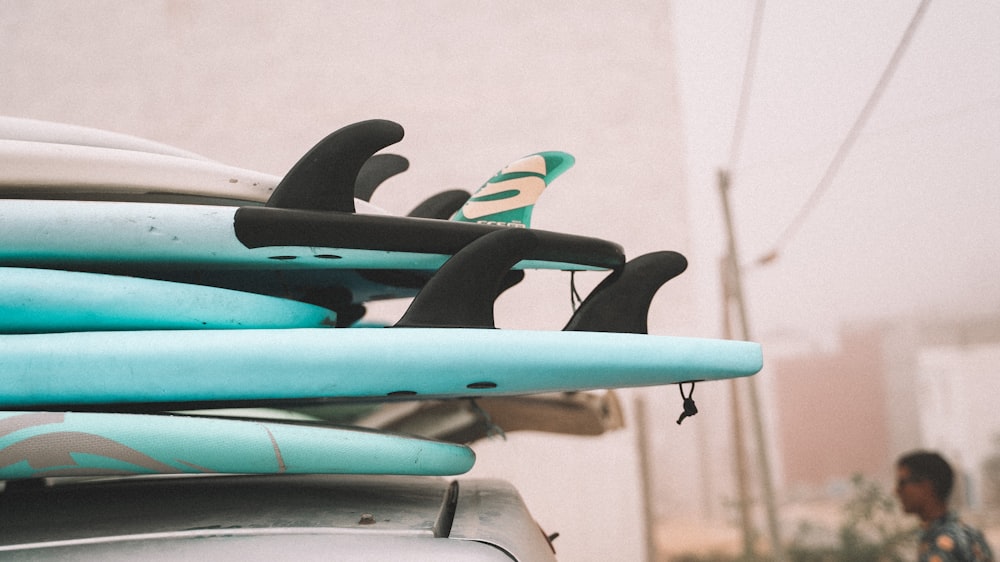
[{"left": 896, "top": 450, "right": 994, "bottom": 562}]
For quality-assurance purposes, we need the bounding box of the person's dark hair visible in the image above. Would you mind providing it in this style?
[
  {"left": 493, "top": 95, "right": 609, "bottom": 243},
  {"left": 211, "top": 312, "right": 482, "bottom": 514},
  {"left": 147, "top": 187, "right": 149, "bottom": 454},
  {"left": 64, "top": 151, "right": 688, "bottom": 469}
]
[{"left": 897, "top": 450, "right": 954, "bottom": 502}]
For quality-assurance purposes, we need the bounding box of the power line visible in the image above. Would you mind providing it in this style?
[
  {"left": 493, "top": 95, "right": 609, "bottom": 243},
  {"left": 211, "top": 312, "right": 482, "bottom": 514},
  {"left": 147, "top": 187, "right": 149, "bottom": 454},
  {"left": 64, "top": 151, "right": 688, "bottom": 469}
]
[
  {"left": 720, "top": 3, "right": 787, "bottom": 561},
  {"left": 728, "top": 0, "right": 767, "bottom": 172},
  {"left": 757, "top": 0, "right": 933, "bottom": 264}
]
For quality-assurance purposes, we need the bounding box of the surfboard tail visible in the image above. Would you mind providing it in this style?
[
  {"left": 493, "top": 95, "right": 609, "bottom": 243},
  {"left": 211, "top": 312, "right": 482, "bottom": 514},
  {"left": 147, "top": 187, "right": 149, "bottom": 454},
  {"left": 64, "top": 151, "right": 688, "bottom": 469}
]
[{"left": 451, "top": 151, "right": 574, "bottom": 228}]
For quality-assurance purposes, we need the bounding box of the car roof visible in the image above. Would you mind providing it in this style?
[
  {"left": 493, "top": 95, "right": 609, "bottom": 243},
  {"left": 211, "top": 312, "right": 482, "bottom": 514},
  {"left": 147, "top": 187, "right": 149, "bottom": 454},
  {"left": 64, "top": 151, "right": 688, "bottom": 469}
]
[
  {"left": 0, "top": 474, "right": 557, "bottom": 561},
  {"left": 0, "top": 534, "right": 516, "bottom": 562}
]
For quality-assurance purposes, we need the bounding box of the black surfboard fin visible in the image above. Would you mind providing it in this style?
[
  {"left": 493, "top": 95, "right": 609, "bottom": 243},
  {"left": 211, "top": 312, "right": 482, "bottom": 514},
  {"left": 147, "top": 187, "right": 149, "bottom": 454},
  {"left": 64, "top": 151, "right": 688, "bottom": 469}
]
[
  {"left": 267, "top": 119, "right": 405, "bottom": 212},
  {"left": 408, "top": 189, "right": 472, "bottom": 219},
  {"left": 355, "top": 153, "right": 410, "bottom": 202},
  {"left": 563, "top": 251, "right": 688, "bottom": 334},
  {"left": 497, "top": 269, "right": 526, "bottom": 296},
  {"left": 394, "top": 228, "right": 538, "bottom": 329}
]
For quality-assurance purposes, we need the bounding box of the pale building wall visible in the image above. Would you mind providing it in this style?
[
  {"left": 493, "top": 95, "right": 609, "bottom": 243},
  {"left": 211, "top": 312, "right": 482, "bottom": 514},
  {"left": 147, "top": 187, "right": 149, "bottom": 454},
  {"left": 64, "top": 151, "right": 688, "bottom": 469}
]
[
  {"left": 916, "top": 344, "right": 1000, "bottom": 510},
  {"left": 0, "top": 2, "right": 700, "bottom": 560}
]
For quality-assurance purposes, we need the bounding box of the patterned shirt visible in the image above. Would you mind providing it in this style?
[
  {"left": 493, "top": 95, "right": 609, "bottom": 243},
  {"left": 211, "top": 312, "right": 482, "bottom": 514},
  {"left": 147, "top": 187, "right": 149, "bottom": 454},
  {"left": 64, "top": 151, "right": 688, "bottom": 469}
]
[{"left": 919, "top": 512, "right": 994, "bottom": 562}]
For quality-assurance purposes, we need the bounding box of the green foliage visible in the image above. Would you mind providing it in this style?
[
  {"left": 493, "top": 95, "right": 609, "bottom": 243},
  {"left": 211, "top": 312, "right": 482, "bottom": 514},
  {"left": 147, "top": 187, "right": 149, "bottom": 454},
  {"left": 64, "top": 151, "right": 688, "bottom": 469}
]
[
  {"left": 668, "top": 553, "right": 766, "bottom": 562},
  {"left": 669, "top": 475, "right": 916, "bottom": 562},
  {"left": 981, "top": 434, "right": 1000, "bottom": 512},
  {"left": 784, "top": 474, "right": 915, "bottom": 562},
  {"left": 813, "top": 474, "right": 915, "bottom": 562}
]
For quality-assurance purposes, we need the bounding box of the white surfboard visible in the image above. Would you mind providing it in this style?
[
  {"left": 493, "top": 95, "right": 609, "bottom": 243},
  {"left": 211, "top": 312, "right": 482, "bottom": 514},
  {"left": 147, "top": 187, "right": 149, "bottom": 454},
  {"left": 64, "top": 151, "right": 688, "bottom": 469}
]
[{"left": 0, "top": 115, "right": 213, "bottom": 159}]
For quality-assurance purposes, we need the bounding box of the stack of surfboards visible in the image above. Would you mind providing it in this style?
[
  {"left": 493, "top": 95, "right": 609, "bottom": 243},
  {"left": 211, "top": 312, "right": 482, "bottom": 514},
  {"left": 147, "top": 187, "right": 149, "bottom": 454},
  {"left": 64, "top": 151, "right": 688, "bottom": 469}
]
[{"left": 0, "top": 118, "right": 762, "bottom": 480}]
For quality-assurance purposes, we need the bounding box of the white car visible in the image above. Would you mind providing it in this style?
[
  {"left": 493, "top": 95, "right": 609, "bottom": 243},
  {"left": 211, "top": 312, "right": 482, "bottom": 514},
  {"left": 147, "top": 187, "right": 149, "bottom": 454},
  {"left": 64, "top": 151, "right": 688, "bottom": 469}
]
[{"left": 0, "top": 474, "right": 558, "bottom": 561}]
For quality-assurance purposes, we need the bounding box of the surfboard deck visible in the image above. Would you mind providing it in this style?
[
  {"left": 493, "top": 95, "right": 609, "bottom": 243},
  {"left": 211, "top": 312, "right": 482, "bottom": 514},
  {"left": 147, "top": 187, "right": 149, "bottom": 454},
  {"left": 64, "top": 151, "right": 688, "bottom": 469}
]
[
  {"left": 0, "top": 267, "right": 337, "bottom": 333},
  {"left": 0, "top": 411, "right": 475, "bottom": 479},
  {"left": 0, "top": 139, "right": 282, "bottom": 206},
  {"left": 0, "top": 328, "right": 762, "bottom": 408},
  {"left": 0, "top": 116, "right": 214, "bottom": 160}
]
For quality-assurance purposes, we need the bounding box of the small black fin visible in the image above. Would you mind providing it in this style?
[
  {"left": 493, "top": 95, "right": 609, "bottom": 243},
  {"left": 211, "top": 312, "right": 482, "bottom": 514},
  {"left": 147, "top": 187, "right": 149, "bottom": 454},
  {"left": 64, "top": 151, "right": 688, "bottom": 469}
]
[
  {"left": 408, "top": 189, "right": 472, "bottom": 219},
  {"left": 498, "top": 269, "right": 526, "bottom": 296},
  {"left": 267, "top": 119, "right": 405, "bottom": 212},
  {"left": 360, "top": 260, "right": 521, "bottom": 304},
  {"left": 355, "top": 153, "right": 410, "bottom": 202},
  {"left": 563, "top": 251, "right": 688, "bottom": 334},
  {"left": 395, "top": 228, "right": 538, "bottom": 329},
  {"left": 335, "top": 304, "right": 368, "bottom": 328}
]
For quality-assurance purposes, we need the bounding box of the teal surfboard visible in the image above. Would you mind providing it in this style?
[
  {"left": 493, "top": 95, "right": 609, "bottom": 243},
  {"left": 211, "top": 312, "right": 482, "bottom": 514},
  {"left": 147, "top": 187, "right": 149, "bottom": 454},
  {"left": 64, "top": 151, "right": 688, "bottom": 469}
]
[
  {"left": 0, "top": 118, "right": 610, "bottom": 277},
  {"left": 0, "top": 199, "right": 623, "bottom": 325},
  {"left": 0, "top": 267, "right": 336, "bottom": 333},
  {"left": 0, "top": 411, "right": 475, "bottom": 479},
  {"left": 0, "top": 200, "right": 618, "bottom": 272},
  {"left": 0, "top": 329, "right": 762, "bottom": 408},
  {"left": 1, "top": 118, "right": 615, "bottom": 325}
]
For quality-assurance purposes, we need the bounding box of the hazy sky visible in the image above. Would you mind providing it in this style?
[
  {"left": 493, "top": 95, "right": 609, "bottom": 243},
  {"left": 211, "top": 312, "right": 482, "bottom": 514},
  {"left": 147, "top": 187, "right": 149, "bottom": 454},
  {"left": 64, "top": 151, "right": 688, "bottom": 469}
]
[{"left": 672, "top": 1, "right": 1000, "bottom": 345}]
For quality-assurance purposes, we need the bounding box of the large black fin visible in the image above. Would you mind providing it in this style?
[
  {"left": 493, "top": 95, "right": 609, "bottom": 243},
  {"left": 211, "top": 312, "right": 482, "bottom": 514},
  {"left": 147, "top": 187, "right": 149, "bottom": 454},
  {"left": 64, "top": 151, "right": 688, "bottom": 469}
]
[
  {"left": 394, "top": 228, "right": 538, "bottom": 329},
  {"left": 407, "top": 189, "right": 471, "bottom": 219},
  {"left": 354, "top": 153, "right": 410, "bottom": 202},
  {"left": 266, "top": 119, "right": 405, "bottom": 212},
  {"left": 563, "top": 251, "right": 687, "bottom": 334}
]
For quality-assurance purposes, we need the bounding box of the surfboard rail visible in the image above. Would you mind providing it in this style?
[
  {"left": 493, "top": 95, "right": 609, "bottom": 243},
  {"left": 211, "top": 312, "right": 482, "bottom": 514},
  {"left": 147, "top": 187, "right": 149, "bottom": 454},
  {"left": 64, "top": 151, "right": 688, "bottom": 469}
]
[{"left": 0, "top": 328, "right": 762, "bottom": 409}]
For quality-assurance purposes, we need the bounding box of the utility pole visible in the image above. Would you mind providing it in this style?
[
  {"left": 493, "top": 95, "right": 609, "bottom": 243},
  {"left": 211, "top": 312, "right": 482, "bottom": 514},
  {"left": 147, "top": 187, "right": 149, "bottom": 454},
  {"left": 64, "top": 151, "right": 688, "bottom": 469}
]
[
  {"left": 718, "top": 169, "right": 784, "bottom": 561},
  {"left": 634, "top": 396, "right": 659, "bottom": 562},
  {"left": 722, "top": 257, "right": 756, "bottom": 559}
]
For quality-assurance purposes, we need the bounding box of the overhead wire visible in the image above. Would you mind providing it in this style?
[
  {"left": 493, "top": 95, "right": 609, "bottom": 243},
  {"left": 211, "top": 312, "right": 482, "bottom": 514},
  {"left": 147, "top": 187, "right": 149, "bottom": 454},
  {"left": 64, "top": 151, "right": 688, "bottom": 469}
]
[
  {"left": 719, "top": 3, "right": 780, "bottom": 561},
  {"left": 755, "top": 0, "right": 933, "bottom": 264},
  {"left": 728, "top": 0, "right": 767, "bottom": 172}
]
